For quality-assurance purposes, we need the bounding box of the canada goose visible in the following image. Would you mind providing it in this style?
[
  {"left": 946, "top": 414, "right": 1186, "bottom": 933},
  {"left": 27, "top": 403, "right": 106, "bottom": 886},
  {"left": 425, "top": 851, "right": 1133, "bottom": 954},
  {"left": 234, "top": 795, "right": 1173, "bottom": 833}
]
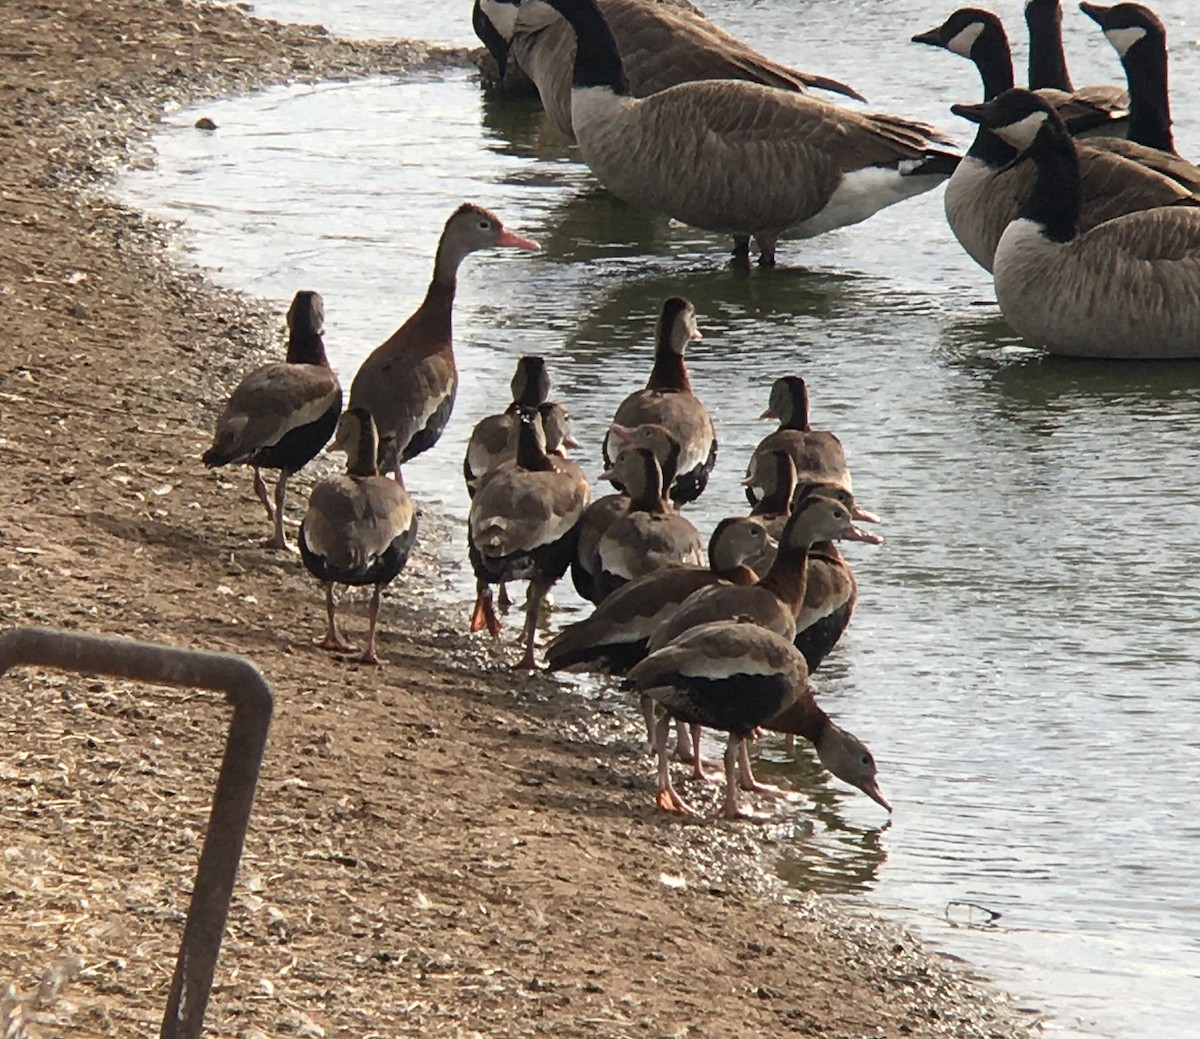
[
  {"left": 572, "top": 422, "right": 681, "bottom": 603},
  {"left": 646, "top": 489, "right": 882, "bottom": 657},
  {"left": 298, "top": 408, "right": 418, "bottom": 665},
  {"left": 602, "top": 298, "right": 715, "bottom": 505},
  {"left": 507, "top": 0, "right": 865, "bottom": 142},
  {"left": 745, "top": 377, "right": 879, "bottom": 522},
  {"left": 953, "top": 89, "right": 1200, "bottom": 358},
  {"left": 627, "top": 620, "right": 889, "bottom": 817},
  {"left": 1080, "top": 3, "right": 1178, "bottom": 155},
  {"left": 203, "top": 290, "right": 342, "bottom": 551},
  {"left": 912, "top": 8, "right": 1198, "bottom": 271},
  {"left": 464, "top": 355, "right": 552, "bottom": 495},
  {"left": 348, "top": 204, "right": 538, "bottom": 482},
  {"left": 1025, "top": 0, "right": 1129, "bottom": 129},
  {"left": 468, "top": 407, "right": 591, "bottom": 667},
  {"left": 539, "top": 0, "right": 958, "bottom": 265},
  {"left": 546, "top": 515, "right": 770, "bottom": 673},
  {"left": 594, "top": 445, "right": 703, "bottom": 601}
]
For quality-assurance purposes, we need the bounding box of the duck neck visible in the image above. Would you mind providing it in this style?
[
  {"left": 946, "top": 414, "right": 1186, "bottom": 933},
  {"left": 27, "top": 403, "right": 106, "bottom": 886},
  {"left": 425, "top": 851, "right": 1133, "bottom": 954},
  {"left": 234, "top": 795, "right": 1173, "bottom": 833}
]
[
  {"left": 1124, "top": 41, "right": 1174, "bottom": 152},
  {"left": 717, "top": 564, "right": 758, "bottom": 586},
  {"left": 552, "top": 0, "right": 629, "bottom": 94},
  {"left": 647, "top": 346, "right": 690, "bottom": 392},
  {"left": 346, "top": 423, "right": 380, "bottom": 479},
  {"left": 1026, "top": 2, "right": 1074, "bottom": 91},
  {"left": 473, "top": 0, "right": 511, "bottom": 74},
  {"left": 759, "top": 544, "right": 812, "bottom": 616},
  {"left": 285, "top": 325, "right": 329, "bottom": 366},
  {"left": 515, "top": 421, "right": 553, "bottom": 472},
  {"left": 767, "top": 693, "right": 829, "bottom": 742},
  {"left": 781, "top": 382, "right": 810, "bottom": 431},
  {"left": 628, "top": 453, "right": 667, "bottom": 513},
  {"left": 973, "top": 27, "right": 1017, "bottom": 101},
  {"left": 417, "top": 242, "right": 463, "bottom": 345},
  {"left": 1021, "top": 121, "right": 1082, "bottom": 243}
]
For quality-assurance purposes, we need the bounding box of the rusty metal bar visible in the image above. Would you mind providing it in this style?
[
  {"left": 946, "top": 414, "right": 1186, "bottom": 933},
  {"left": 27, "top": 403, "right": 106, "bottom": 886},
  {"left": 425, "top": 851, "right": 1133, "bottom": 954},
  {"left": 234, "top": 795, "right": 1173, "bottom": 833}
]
[{"left": 0, "top": 626, "right": 275, "bottom": 1039}]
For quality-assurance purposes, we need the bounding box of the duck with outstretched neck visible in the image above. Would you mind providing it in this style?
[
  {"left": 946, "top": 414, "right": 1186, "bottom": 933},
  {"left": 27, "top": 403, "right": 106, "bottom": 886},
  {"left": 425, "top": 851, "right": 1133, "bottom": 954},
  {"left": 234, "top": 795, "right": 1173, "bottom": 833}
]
[{"left": 349, "top": 203, "right": 537, "bottom": 483}]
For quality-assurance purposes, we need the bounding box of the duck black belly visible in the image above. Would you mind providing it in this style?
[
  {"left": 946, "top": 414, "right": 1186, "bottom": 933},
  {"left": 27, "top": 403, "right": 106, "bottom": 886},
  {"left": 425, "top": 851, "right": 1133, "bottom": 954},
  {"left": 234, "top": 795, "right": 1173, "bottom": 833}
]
[
  {"left": 299, "top": 519, "right": 418, "bottom": 588},
  {"left": 795, "top": 602, "right": 854, "bottom": 672},
  {"left": 469, "top": 524, "right": 580, "bottom": 588},
  {"left": 670, "top": 441, "right": 717, "bottom": 507},
  {"left": 246, "top": 393, "right": 342, "bottom": 474},
  {"left": 643, "top": 670, "right": 793, "bottom": 736},
  {"left": 402, "top": 389, "right": 456, "bottom": 465}
]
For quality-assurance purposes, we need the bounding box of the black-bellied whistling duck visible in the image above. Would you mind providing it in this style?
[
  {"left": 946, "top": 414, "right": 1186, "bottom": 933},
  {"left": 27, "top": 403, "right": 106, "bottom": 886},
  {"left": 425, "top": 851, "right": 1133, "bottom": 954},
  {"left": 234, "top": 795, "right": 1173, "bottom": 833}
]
[
  {"left": 464, "top": 355, "right": 552, "bottom": 495},
  {"left": 572, "top": 422, "right": 681, "bottom": 603},
  {"left": 298, "top": 407, "right": 418, "bottom": 665},
  {"left": 744, "top": 453, "right": 876, "bottom": 673},
  {"left": 203, "top": 290, "right": 342, "bottom": 552},
  {"left": 593, "top": 445, "right": 703, "bottom": 601},
  {"left": 546, "top": 516, "right": 772, "bottom": 673},
  {"left": 745, "top": 376, "right": 878, "bottom": 522},
  {"left": 602, "top": 297, "right": 716, "bottom": 506},
  {"left": 349, "top": 204, "right": 538, "bottom": 481},
  {"left": 628, "top": 620, "right": 889, "bottom": 818},
  {"left": 468, "top": 407, "right": 590, "bottom": 668},
  {"left": 647, "top": 489, "right": 882, "bottom": 656}
]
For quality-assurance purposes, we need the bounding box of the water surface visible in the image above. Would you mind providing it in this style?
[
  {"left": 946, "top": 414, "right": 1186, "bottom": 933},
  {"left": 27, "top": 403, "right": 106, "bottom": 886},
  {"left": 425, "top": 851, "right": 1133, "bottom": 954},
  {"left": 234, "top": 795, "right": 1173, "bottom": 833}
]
[{"left": 126, "top": 2, "right": 1200, "bottom": 1035}]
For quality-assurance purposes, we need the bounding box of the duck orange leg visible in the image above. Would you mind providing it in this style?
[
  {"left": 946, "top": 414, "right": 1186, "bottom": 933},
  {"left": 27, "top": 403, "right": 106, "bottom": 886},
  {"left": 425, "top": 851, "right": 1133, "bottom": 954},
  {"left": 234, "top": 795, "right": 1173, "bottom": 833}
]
[
  {"left": 470, "top": 582, "right": 501, "bottom": 637},
  {"left": 318, "top": 584, "right": 356, "bottom": 653},
  {"left": 355, "top": 586, "right": 385, "bottom": 665},
  {"left": 654, "top": 714, "right": 696, "bottom": 815}
]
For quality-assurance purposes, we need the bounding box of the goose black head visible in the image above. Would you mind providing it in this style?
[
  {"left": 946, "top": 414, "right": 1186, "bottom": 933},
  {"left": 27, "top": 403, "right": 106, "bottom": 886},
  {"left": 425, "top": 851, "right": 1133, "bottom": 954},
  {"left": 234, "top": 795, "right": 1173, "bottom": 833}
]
[
  {"left": 952, "top": 88, "right": 1065, "bottom": 153},
  {"left": 1079, "top": 2, "right": 1163, "bottom": 61},
  {"left": 911, "top": 8, "right": 1003, "bottom": 58}
]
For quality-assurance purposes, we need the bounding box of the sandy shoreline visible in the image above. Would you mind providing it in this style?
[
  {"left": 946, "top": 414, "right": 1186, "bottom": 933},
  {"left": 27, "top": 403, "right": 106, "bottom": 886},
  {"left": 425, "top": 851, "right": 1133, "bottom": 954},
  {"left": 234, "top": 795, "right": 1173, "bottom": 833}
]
[{"left": 1, "top": 1, "right": 1033, "bottom": 1035}]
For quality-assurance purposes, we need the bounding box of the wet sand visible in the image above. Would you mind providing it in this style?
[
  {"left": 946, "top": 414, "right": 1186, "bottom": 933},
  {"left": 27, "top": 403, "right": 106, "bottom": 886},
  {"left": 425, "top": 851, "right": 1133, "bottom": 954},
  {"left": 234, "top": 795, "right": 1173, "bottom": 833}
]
[{"left": 0, "top": 1, "right": 1033, "bottom": 1035}]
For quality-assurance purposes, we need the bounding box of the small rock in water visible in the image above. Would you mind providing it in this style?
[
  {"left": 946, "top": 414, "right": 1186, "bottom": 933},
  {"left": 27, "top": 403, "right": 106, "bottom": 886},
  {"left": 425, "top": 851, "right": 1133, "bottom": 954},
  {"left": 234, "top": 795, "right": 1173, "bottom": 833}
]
[{"left": 194, "top": 116, "right": 218, "bottom": 131}]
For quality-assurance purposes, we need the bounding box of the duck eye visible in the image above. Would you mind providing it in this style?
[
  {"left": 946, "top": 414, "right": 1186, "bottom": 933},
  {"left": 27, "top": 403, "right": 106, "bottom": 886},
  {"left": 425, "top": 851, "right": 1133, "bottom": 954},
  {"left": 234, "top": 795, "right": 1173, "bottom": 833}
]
[
  {"left": 479, "top": 220, "right": 491, "bottom": 230},
  {"left": 861, "top": 753, "right": 873, "bottom": 766}
]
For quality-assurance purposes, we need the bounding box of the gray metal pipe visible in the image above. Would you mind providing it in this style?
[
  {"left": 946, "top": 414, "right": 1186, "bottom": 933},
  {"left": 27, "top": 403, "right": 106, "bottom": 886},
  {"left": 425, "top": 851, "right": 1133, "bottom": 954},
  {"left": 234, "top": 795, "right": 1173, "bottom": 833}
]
[{"left": 0, "top": 626, "right": 275, "bottom": 1039}]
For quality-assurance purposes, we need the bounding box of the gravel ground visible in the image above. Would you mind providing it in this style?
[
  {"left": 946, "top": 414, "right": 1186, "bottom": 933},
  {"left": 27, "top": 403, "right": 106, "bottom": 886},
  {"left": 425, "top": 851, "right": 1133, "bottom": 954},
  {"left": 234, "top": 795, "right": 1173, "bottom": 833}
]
[{"left": 0, "top": 1, "right": 1039, "bottom": 1036}]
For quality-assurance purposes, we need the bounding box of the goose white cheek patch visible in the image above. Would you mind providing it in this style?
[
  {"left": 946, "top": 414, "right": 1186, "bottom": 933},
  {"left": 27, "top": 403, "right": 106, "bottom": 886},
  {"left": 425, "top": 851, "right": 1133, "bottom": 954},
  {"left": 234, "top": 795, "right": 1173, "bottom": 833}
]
[
  {"left": 996, "top": 110, "right": 1050, "bottom": 151},
  {"left": 947, "top": 22, "right": 985, "bottom": 57},
  {"left": 1106, "top": 26, "right": 1147, "bottom": 58}
]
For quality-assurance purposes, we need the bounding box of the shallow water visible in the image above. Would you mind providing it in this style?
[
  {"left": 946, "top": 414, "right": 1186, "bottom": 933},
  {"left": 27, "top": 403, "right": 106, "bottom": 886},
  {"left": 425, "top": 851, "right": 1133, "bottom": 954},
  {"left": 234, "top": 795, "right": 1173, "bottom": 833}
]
[{"left": 124, "top": 2, "right": 1200, "bottom": 1035}]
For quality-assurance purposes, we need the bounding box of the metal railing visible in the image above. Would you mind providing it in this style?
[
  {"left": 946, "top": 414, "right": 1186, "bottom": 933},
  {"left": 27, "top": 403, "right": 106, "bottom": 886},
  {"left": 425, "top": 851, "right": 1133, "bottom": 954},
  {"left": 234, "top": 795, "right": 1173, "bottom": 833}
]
[{"left": 0, "top": 627, "right": 275, "bottom": 1039}]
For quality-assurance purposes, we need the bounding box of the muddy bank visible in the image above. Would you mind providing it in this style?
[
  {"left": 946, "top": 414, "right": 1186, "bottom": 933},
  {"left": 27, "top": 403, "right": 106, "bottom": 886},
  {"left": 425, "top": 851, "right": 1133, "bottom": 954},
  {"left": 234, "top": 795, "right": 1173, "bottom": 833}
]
[{"left": 0, "top": 1, "right": 1032, "bottom": 1036}]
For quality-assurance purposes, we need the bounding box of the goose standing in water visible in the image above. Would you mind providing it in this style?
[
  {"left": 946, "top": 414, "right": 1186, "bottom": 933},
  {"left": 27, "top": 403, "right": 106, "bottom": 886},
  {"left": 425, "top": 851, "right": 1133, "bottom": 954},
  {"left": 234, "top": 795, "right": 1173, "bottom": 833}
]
[
  {"left": 603, "top": 298, "right": 715, "bottom": 505},
  {"left": 203, "top": 290, "right": 341, "bottom": 551},
  {"left": 349, "top": 204, "right": 538, "bottom": 482},
  {"left": 506, "top": 0, "right": 865, "bottom": 141},
  {"left": 912, "top": 8, "right": 1197, "bottom": 271},
  {"left": 298, "top": 408, "right": 418, "bottom": 665},
  {"left": 1080, "top": 3, "right": 1183, "bottom": 158},
  {"left": 538, "top": 0, "right": 958, "bottom": 265},
  {"left": 628, "top": 621, "right": 889, "bottom": 818},
  {"left": 468, "top": 407, "right": 590, "bottom": 668},
  {"left": 953, "top": 89, "right": 1200, "bottom": 358}
]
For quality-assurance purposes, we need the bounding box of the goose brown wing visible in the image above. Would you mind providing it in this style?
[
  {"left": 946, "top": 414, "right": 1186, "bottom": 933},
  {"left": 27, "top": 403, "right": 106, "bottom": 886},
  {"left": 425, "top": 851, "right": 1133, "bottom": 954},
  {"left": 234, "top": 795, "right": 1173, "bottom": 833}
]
[{"left": 1090, "top": 138, "right": 1200, "bottom": 194}]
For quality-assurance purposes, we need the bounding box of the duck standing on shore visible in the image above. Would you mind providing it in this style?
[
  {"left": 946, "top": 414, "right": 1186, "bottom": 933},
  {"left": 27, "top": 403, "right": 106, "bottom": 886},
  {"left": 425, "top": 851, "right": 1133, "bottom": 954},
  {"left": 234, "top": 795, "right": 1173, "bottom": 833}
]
[
  {"left": 202, "top": 289, "right": 341, "bottom": 551},
  {"left": 299, "top": 407, "right": 418, "bottom": 665},
  {"left": 469, "top": 406, "right": 591, "bottom": 668},
  {"left": 349, "top": 203, "right": 538, "bottom": 482}
]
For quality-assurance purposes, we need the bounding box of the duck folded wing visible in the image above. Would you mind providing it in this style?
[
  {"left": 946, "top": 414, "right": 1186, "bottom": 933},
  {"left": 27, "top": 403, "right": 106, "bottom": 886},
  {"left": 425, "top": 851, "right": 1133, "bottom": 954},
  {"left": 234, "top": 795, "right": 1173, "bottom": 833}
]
[
  {"left": 350, "top": 350, "right": 456, "bottom": 455},
  {"left": 207, "top": 363, "right": 340, "bottom": 462},
  {"left": 470, "top": 471, "right": 588, "bottom": 557},
  {"left": 303, "top": 478, "right": 413, "bottom": 571}
]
